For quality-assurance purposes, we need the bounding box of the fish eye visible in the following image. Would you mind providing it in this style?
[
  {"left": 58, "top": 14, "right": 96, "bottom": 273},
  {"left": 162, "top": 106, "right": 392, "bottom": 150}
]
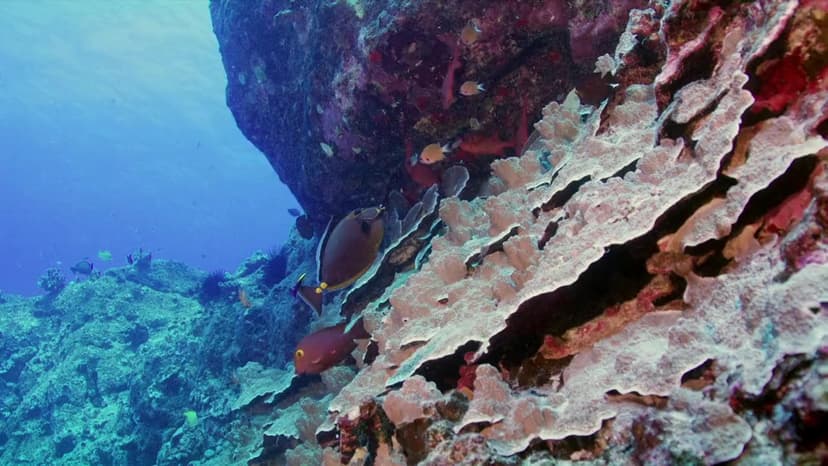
[{"left": 295, "top": 349, "right": 304, "bottom": 359}]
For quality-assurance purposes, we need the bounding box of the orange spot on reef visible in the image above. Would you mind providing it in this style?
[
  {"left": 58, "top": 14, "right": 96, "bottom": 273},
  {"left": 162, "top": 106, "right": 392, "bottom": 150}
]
[
  {"left": 459, "top": 133, "right": 515, "bottom": 157},
  {"left": 369, "top": 50, "right": 383, "bottom": 64},
  {"left": 408, "top": 162, "right": 440, "bottom": 187},
  {"left": 238, "top": 288, "right": 252, "bottom": 308},
  {"left": 456, "top": 351, "right": 478, "bottom": 393},
  {"left": 751, "top": 53, "right": 809, "bottom": 115},
  {"left": 548, "top": 50, "right": 562, "bottom": 63},
  {"left": 414, "top": 96, "right": 430, "bottom": 112},
  {"left": 763, "top": 164, "right": 823, "bottom": 234}
]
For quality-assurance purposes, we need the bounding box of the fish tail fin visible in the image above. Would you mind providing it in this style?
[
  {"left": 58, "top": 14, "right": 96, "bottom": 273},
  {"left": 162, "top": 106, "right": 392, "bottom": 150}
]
[
  {"left": 292, "top": 274, "right": 324, "bottom": 315},
  {"left": 444, "top": 138, "right": 462, "bottom": 153}
]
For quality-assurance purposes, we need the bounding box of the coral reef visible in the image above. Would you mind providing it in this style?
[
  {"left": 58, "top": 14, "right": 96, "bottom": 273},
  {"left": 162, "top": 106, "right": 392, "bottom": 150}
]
[
  {"left": 0, "top": 230, "right": 319, "bottom": 465},
  {"left": 36, "top": 267, "right": 66, "bottom": 295},
  {"left": 127, "top": 247, "right": 153, "bottom": 273},
  {"left": 4, "top": 1, "right": 828, "bottom": 465},
  {"left": 247, "top": 1, "right": 826, "bottom": 464},
  {"left": 261, "top": 247, "right": 288, "bottom": 288},
  {"left": 199, "top": 269, "right": 230, "bottom": 303}
]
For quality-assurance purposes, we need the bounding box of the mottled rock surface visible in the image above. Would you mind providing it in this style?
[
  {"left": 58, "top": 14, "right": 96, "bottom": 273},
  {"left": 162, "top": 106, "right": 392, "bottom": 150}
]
[{"left": 209, "top": 0, "right": 645, "bottom": 222}]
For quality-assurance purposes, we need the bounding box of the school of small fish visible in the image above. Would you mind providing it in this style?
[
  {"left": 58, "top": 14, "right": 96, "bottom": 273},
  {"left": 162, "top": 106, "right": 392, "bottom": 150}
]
[{"left": 417, "top": 19, "right": 527, "bottom": 168}]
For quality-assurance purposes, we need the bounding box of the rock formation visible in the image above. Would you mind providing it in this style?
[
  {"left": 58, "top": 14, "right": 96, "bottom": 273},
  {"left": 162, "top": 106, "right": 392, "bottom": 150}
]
[{"left": 209, "top": 0, "right": 646, "bottom": 225}]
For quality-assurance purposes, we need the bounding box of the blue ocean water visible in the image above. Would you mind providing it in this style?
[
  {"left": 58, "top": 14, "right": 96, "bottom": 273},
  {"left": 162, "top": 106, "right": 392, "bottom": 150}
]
[{"left": 0, "top": 1, "right": 296, "bottom": 296}]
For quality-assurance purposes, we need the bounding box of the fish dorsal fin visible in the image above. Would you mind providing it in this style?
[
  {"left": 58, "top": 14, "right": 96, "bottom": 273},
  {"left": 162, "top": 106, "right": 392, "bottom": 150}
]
[
  {"left": 357, "top": 206, "right": 384, "bottom": 235},
  {"left": 316, "top": 216, "right": 334, "bottom": 284},
  {"left": 355, "top": 206, "right": 384, "bottom": 222}
]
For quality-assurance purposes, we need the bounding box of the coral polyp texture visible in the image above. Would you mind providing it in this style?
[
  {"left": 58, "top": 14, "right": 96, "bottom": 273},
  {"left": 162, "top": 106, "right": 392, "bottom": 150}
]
[{"left": 240, "top": 0, "right": 828, "bottom": 464}]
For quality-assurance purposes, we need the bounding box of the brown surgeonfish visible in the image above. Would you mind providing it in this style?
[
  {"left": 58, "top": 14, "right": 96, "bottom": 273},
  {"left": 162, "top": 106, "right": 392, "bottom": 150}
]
[{"left": 315, "top": 206, "right": 385, "bottom": 293}]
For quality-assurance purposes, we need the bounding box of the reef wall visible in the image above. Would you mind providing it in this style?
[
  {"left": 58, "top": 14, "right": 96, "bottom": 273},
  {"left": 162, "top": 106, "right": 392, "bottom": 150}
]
[
  {"left": 3, "top": 2, "right": 826, "bottom": 465},
  {"left": 209, "top": 0, "right": 646, "bottom": 226},
  {"left": 225, "top": 0, "right": 828, "bottom": 464}
]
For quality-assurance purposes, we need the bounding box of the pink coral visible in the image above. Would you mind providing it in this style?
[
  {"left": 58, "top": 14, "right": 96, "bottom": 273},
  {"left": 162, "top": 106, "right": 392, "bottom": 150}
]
[
  {"left": 763, "top": 164, "right": 823, "bottom": 235},
  {"left": 248, "top": 2, "right": 828, "bottom": 464},
  {"left": 456, "top": 351, "right": 478, "bottom": 395},
  {"left": 752, "top": 53, "right": 810, "bottom": 114}
]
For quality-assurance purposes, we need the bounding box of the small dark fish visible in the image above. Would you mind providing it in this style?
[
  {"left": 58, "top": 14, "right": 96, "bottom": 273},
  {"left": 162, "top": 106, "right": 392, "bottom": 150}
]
[
  {"left": 70, "top": 260, "right": 94, "bottom": 276},
  {"left": 127, "top": 248, "right": 152, "bottom": 269},
  {"left": 287, "top": 208, "right": 302, "bottom": 217},
  {"left": 295, "top": 215, "right": 314, "bottom": 239},
  {"left": 290, "top": 272, "right": 323, "bottom": 315}
]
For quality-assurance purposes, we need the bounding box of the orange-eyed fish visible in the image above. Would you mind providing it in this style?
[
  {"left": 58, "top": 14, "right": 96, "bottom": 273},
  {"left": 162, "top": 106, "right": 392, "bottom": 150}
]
[
  {"left": 293, "top": 319, "right": 370, "bottom": 375},
  {"left": 290, "top": 207, "right": 385, "bottom": 315}
]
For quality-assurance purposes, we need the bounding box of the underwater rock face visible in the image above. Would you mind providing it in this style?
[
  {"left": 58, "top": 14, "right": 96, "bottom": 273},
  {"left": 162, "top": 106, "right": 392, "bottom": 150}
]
[
  {"left": 209, "top": 0, "right": 645, "bottom": 221},
  {"left": 237, "top": 0, "right": 826, "bottom": 464}
]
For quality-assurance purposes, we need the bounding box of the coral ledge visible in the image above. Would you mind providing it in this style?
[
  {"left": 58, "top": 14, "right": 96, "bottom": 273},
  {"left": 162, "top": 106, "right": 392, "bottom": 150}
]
[{"left": 236, "top": 1, "right": 828, "bottom": 464}]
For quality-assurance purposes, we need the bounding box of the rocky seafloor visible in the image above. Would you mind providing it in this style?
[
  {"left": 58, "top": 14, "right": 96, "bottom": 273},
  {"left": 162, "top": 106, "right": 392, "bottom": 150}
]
[{"left": 3, "top": 0, "right": 828, "bottom": 465}]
